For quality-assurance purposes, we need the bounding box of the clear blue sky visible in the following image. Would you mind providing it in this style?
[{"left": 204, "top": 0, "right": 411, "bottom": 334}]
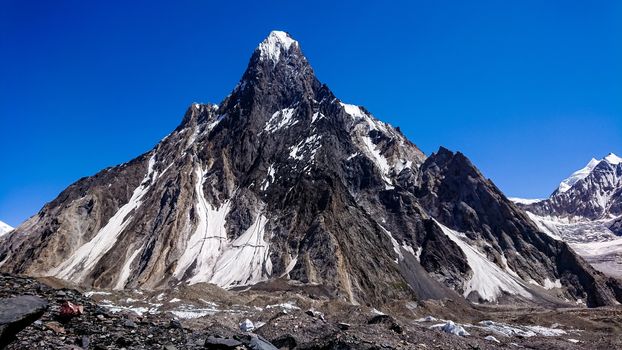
[{"left": 1, "top": 1, "right": 621, "bottom": 226}]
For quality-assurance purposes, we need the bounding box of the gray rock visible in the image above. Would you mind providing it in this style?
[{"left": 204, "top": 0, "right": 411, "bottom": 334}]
[
  {"left": 204, "top": 335, "right": 242, "bottom": 349},
  {"left": 122, "top": 319, "right": 137, "bottom": 328},
  {"left": 170, "top": 319, "right": 183, "bottom": 329},
  {"left": 240, "top": 319, "right": 255, "bottom": 332},
  {"left": 249, "top": 334, "right": 278, "bottom": 350},
  {"left": 0, "top": 295, "right": 48, "bottom": 348}
]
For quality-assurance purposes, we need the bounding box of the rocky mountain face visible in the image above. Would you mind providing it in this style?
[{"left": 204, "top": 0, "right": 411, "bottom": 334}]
[
  {"left": 516, "top": 154, "right": 622, "bottom": 278},
  {"left": 1, "top": 31, "right": 620, "bottom": 308}
]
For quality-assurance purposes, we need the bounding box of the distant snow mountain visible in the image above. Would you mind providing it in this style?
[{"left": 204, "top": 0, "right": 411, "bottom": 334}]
[
  {"left": 515, "top": 153, "right": 622, "bottom": 277},
  {"left": 508, "top": 198, "right": 543, "bottom": 205},
  {"left": 0, "top": 221, "right": 13, "bottom": 237},
  {"left": 536, "top": 153, "right": 622, "bottom": 220}
]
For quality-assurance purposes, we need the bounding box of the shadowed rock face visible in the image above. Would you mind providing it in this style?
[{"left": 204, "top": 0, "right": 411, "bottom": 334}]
[
  {"left": 414, "top": 148, "right": 622, "bottom": 306},
  {"left": 0, "top": 31, "right": 620, "bottom": 307}
]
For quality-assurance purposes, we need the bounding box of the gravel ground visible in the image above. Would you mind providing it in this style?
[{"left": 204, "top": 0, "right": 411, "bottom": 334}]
[{"left": 0, "top": 273, "right": 621, "bottom": 349}]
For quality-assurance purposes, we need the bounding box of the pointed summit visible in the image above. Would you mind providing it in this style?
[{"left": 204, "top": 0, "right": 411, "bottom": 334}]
[
  {"left": 223, "top": 30, "right": 319, "bottom": 115},
  {"left": 604, "top": 152, "right": 622, "bottom": 165},
  {"left": 257, "top": 31, "right": 299, "bottom": 63},
  {"left": 556, "top": 157, "right": 601, "bottom": 193}
]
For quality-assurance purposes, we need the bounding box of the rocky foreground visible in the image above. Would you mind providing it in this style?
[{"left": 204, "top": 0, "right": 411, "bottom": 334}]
[{"left": 0, "top": 274, "right": 621, "bottom": 349}]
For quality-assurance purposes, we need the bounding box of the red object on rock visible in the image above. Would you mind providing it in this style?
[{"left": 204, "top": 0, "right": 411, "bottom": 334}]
[{"left": 60, "top": 301, "right": 84, "bottom": 318}]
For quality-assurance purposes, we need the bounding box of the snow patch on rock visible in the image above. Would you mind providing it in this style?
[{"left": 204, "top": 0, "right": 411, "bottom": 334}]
[
  {"left": 431, "top": 320, "right": 469, "bottom": 336},
  {"left": 435, "top": 221, "right": 532, "bottom": 302},
  {"left": 51, "top": 153, "right": 158, "bottom": 282},
  {"left": 174, "top": 167, "right": 272, "bottom": 288},
  {"left": 265, "top": 108, "right": 297, "bottom": 133}
]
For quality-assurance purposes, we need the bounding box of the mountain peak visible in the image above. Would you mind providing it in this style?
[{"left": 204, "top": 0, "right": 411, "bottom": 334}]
[
  {"left": 524, "top": 152, "right": 622, "bottom": 220},
  {"left": 0, "top": 220, "right": 13, "bottom": 237},
  {"left": 556, "top": 157, "right": 601, "bottom": 193},
  {"left": 257, "top": 30, "right": 299, "bottom": 63},
  {"left": 604, "top": 152, "right": 622, "bottom": 165},
  {"left": 556, "top": 154, "right": 621, "bottom": 194}
]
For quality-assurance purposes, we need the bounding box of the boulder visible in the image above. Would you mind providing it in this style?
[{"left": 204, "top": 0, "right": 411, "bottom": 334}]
[
  {"left": 59, "top": 301, "right": 83, "bottom": 319},
  {"left": 204, "top": 335, "right": 243, "bottom": 349},
  {"left": 249, "top": 334, "right": 279, "bottom": 350},
  {"left": 240, "top": 319, "right": 255, "bottom": 332},
  {"left": 170, "top": 319, "right": 183, "bottom": 329},
  {"left": 367, "top": 314, "right": 403, "bottom": 334},
  {"left": 0, "top": 295, "right": 48, "bottom": 348}
]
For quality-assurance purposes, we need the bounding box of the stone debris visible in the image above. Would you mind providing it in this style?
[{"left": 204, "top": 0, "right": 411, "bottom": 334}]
[
  {"left": 338, "top": 322, "right": 351, "bottom": 330},
  {"left": 304, "top": 309, "right": 325, "bottom": 321},
  {"left": 0, "top": 273, "right": 611, "bottom": 349}
]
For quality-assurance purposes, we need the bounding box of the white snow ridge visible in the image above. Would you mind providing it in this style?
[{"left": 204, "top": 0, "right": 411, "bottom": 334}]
[
  {"left": 604, "top": 152, "right": 622, "bottom": 165},
  {"left": 0, "top": 220, "right": 13, "bottom": 237},
  {"left": 557, "top": 158, "right": 600, "bottom": 193}
]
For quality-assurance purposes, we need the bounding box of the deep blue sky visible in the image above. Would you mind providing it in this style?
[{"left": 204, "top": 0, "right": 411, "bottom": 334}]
[{"left": 1, "top": 1, "right": 621, "bottom": 226}]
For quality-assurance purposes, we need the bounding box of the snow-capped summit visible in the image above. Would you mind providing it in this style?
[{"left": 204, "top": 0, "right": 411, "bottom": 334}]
[
  {"left": 557, "top": 158, "right": 601, "bottom": 193},
  {"left": 604, "top": 152, "right": 622, "bottom": 165},
  {"left": 0, "top": 221, "right": 13, "bottom": 237},
  {"left": 530, "top": 152, "right": 622, "bottom": 220},
  {"left": 257, "top": 30, "right": 299, "bottom": 63},
  {"left": 555, "top": 153, "right": 622, "bottom": 195}
]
